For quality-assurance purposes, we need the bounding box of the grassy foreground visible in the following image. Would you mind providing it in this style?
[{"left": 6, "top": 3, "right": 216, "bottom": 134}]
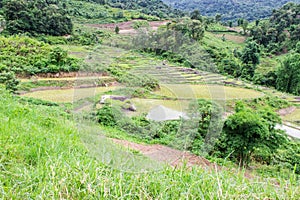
[{"left": 0, "top": 89, "right": 299, "bottom": 199}]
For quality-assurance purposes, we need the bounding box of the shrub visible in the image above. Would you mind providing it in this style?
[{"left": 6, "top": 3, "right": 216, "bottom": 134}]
[
  {"left": 0, "top": 71, "right": 20, "bottom": 93},
  {"left": 95, "top": 105, "right": 124, "bottom": 126},
  {"left": 0, "top": 36, "right": 81, "bottom": 76}
]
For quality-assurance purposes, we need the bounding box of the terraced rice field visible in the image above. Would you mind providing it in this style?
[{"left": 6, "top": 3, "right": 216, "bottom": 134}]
[
  {"left": 132, "top": 62, "right": 251, "bottom": 88},
  {"left": 283, "top": 108, "right": 300, "bottom": 125},
  {"left": 154, "top": 84, "right": 264, "bottom": 100},
  {"left": 22, "top": 86, "right": 119, "bottom": 103}
]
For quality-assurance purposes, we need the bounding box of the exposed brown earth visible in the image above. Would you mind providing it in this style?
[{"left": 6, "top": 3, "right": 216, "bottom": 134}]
[
  {"left": 86, "top": 20, "right": 169, "bottom": 34},
  {"left": 277, "top": 106, "right": 296, "bottom": 116},
  {"left": 112, "top": 138, "right": 215, "bottom": 169}
]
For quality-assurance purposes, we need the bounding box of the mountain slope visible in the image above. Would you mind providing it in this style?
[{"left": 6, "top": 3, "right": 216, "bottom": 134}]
[{"left": 163, "top": 0, "right": 300, "bottom": 21}]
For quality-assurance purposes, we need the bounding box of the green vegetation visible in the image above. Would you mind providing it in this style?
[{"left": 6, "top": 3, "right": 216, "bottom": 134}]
[
  {"left": 3, "top": 0, "right": 72, "bottom": 36},
  {"left": 0, "top": 36, "right": 80, "bottom": 76},
  {"left": 106, "top": 63, "right": 159, "bottom": 91},
  {"left": 217, "top": 102, "right": 287, "bottom": 167},
  {"left": 0, "top": 71, "right": 19, "bottom": 92},
  {"left": 250, "top": 3, "right": 300, "bottom": 53},
  {"left": 163, "top": 0, "right": 300, "bottom": 21},
  {"left": 1, "top": 89, "right": 299, "bottom": 199},
  {"left": 66, "top": 0, "right": 159, "bottom": 23},
  {"left": 18, "top": 76, "right": 115, "bottom": 92},
  {"left": 276, "top": 53, "right": 300, "bottom": 95},
  {"left": 1, "top": 0, "right": 300, "bottom": 198},
  {"left": 105, "top": 0, "right": 184, "bottom": 18}
]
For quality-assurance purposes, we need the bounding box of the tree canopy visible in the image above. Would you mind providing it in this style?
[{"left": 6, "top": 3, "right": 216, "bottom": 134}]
[
  {"left": 218, "top": 102, "right": 287, "bottom": 167},
  {"left": 3, "top": 0, "right": 73, "bottom": 36},
  {"left": 276, "top": 53, "right": 300, "bottom": 95},
  {"left": 163, "top": 0, "right": 300, "bottom": 21},
  {"left": 250, "top": 3, "right": 300, "bottom": 53}
]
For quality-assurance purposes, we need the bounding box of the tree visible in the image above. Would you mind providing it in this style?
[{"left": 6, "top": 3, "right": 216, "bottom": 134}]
[
  {"left": 170, "top": 18, "right": 205, "bottom": 41},
  {"left": 190, "top": 10, "right": 202, "bottom": 21},
  {"left": 255, "top": 20, "right": 260, "bottom": 26},
  {"left": 115, "top": 25, "right": 120, "bottom": 34},
  {"left": 219, "top": 102, "right": 287, "bottom": 167},
  {"left": 276, "top": 53, "right": 300, "bottom": 95},
  {"left": 241, "top": 19, "right": 249, "bottom": 35},
  {"left": 296, "top": 42, "right": 300, "bottom": 53},
  {"left": 240, "top": 40, "right": 260, "bottom": 78},
  {"left": 215, "top": 14, "right": 222, "bottom": 23},
  {"left": 237, "top": 18, "right": 243, "bottom": 26},
  {"left": 184, "top": 99, "right": 223, "bottom": 155}
]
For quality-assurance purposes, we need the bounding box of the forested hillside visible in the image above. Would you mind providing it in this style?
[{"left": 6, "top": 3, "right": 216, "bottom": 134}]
[
  {"left": 2, "top": 0, "right": 72, "bottom": 35},
  {"left": 251, "top": 3, "right": 300, "bottom": 52},
  {"left": 163, "top": 0, "right": 300, "bottom": 21},
  {"left": 86, "top": 0, "right": 184, "bottom": 18}
]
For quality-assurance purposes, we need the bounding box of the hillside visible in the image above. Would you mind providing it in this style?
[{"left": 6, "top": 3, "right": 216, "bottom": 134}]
[
  {"left": 1, "top": 90, "right": 300, "bottom": 198},
  {"left": 78, "top": 0, "right": 183, "bottom": 19},
  {"left": 1, "top": 0, "right": 300, "bottom": 198},
  {"left": 163, "top": 0, "right": 300, "bottom": 21}
]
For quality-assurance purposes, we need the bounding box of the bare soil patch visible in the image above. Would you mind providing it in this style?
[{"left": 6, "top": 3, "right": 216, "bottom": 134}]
[
  {"left": 277, "top": 106, "right": 296, "bottom": 116},
  {"left": 111, "top": 138, "right": 213, "bottom": 169},
  {"left": 86, "top": 20, "right": 169, "bottom": 34}
]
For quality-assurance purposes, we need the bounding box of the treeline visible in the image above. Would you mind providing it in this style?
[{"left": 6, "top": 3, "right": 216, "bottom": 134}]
[
  {"left": 66, "top": 0, "right": 159, "bottom": 23},
  {"left": 163, "top": 0, "right": 300, "bottom": 21},
  {"left": 91, "top": 0, "right": 184, "bottom": 18},
  {"left": 2, "top": 0, "right": 72, "bottom": 36}
]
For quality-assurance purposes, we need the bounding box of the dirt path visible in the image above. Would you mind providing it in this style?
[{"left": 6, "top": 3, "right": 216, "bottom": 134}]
[{"left": 111, "top": 138, "right": 213, "bottom": 169}]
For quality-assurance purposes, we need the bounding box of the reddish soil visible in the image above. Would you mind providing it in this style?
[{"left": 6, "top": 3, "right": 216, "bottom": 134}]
[
  {"left": 111, "top": 139, "right": 258, "bottom": 180},
  {"left": 111, "top": 138, "right": 214, "bottom": 169},
  {"left": 277, "top": 106, "right": 296, "bottom": 116},
  {"left": 86, "top": 20, "right": 169, "bottom": 34}
]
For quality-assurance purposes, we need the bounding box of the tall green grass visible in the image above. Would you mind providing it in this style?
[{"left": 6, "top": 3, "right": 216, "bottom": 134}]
[{"left": 0, "top": 89, "right": 299, "bottom": 199}]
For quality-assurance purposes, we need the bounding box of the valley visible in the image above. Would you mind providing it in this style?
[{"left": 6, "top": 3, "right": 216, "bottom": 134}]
[{"left": 0, "top": 0, "right": 300, "bottom": 199}]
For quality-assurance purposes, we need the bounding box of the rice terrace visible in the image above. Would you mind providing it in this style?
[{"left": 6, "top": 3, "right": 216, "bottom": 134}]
[{"left": 1, "top": 0, "right": 300, "bottom": 199}]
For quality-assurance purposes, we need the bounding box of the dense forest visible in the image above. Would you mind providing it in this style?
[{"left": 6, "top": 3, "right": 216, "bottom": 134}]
[
  {"left": 2, "top": 0, "right": 72, "bottom": 35},
  {"left": 251, "top": 3, "right": 300, "bottom": 53},
  {"left": 163, "top": 0, "right": 300, "bottom": 21},
  {"left": 87, "top": 0, "right": 184, "bottom": 18}
]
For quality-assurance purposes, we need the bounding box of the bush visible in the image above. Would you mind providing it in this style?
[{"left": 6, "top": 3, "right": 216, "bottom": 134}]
[
  {"left": 95, "top": 105, "right": 124, "bottom": 126},
  {"left": 0, "top": 71, "right": 20, "bottom": 93},
  {"left": 273, "top": 142, "right": 300, "bottom": 174},
  {"left": 0, "top": 36, "right": 81, "bottom": 76}
]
